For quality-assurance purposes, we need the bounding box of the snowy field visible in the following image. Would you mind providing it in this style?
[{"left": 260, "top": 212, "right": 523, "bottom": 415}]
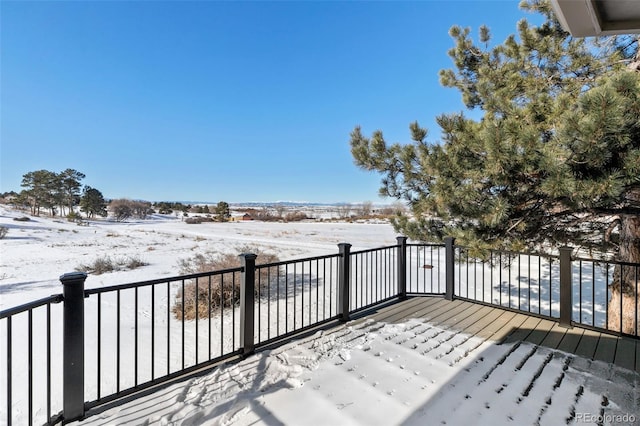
[
  {"left": 1, "top": 205, "right": 638, "bottom": 425},
  {"left": 0, "top": 205, "right": 398, "bottom": 310}
]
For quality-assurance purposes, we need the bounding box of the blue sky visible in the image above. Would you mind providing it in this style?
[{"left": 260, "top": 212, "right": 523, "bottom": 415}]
[{"left": 2, "top": 1, "right": 536, "bottom": 204}]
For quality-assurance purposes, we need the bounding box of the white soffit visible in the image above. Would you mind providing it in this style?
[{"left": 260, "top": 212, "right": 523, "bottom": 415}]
[{"left": 551, "top": 0, "right": 640, "bottom": 36}]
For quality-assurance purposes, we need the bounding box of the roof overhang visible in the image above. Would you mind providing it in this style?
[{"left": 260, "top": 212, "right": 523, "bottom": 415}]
[{"left": 551, "top": 0, "right": 640, "bottom": 36}]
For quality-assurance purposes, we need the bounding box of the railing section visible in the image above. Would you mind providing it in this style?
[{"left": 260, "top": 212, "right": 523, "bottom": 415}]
[
  {"left": 572, "top": 256, "right": 639, "bottom": 336},
  {"left": 350, "top": 245, "right": 400, "bottom": 313},
  {"left": 452, "top": 246, "right": 562, "bottom": 320},
  {"left": 0, "top": 295, "right": 64, "bottom": 426},
  {"left": 83, "top": 267, "right": 244, "bottom": 410},
  {"left": 406, "top": 243, "right": 446, "bottom": 294},
  {"left": 253, "top": 253, "right": 341, "bottom": 347}
]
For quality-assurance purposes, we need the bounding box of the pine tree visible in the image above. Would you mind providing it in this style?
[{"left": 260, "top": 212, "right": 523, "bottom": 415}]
[
  {"left": 21, "top": 169, "right": 58, "bottom": 216},
  {"left": 215, "top": 201, "right": 230, "bottom": 222},
  {"left": 60, "top": 169, "right": 86, "bottom": 215},
  {"left": 350, "top": 0, "right": 639, "bottom": 333},
  {"left": 79, "top": 186, "right": 107, "bottom": 219}
]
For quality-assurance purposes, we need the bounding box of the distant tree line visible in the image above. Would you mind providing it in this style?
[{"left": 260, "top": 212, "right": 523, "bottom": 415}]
[
  {"left": 153, "top": 201, "right": 191, "bottom": 215},
  {"left": 9, "top": 169, "right": 108, "bottom": 219}
]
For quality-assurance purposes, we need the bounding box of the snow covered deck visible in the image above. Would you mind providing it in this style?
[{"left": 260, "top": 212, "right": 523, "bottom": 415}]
[
  {"left": 355, "top": 297, "right": 640, "bottom": 374},
  {"left": 73, "top": 296, "right": 639, "bottom": 425}
]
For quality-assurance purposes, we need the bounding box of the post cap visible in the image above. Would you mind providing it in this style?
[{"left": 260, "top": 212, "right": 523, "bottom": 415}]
[
  {"left": 60, "top": 271, "right": 88, "bottom": 283},
  {"left": 238, "top": 253, "right": 258, "bottom": 260}
]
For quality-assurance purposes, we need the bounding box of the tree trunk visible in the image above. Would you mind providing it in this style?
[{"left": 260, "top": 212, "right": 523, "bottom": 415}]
[{"left": 608, "top": 214, "right": 640, "bottom": 335}]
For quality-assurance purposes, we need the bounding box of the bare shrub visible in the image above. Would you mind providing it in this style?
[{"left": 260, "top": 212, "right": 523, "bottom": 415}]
[
  {"left": 0, "top": 226, "right": 7, "bottom": 239},
  {"left": 336, "top": 204, "right": 352, "bottom": 219},
  {"left": 109, "top": 199, "right": 132, "bottom": 222},
  {"left": 125, "top": 256, "right": 148, "bottom": 270},
  {"left": 66, "top": 211, "right": 82, "bottom": 222},
  {"left": 109, "top": 199, "right": 152, "bottom": 221},
  {"left": 252, "top": 207, "right": 279, "bottom": 222},
  {"left": 76, "top": 255, "right": 148, "bottom": 275},
  {"left": 185, "top": 216, "right": 214, "bottom": 224},
  {"left": 284, "top": 211, "right": 308, "bottom": 222},
  {"left": 76, "top": 256, "right": 116, "bottom": 275},
  {"left": 358, "top": 201, "right": 373, "bottom": 217},
  {"left": 173, "top": 247, "right": 281, "bottom": 320}
]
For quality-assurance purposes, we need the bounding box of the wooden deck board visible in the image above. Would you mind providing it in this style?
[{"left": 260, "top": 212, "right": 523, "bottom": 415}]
[
  {"left": 575, "top": 329, "right": 602, "bottom": 359},
  {"left": 488, "top": 312, "right": 530, "bottom": 343},
  {"left": 416, "top": 299, "right": 467, "bottom": 323},
  {"left": 352, "top": 297, "right": 639, "bottom": 374},
  {"left": 425, "top": 303, "right": 487, "bottom": 330},
  {"left": 539, "top": 322, "right": 570, "bottom": 350},
  {"left": 356, "top": 297, "right": 427, "bottom": 324},
  {"left": 613, "top": 337, "right": 636, "bottom": 371},
  {"left": 421, "top": 299, "right": 478, "bottom": 326},
  {"left": 593, "top": 334, "right": 618, "bottom": 364},
  {"left": 379, "top": 297, "right": 446, "bottom": 323},
  {"left": 454, "top": 306, "right": 501, "bottom": 334},
  {"left": 504, "top": 316, "right": 542, "bottom": 344},
  {"left": 465, "top": 308, "right": 509, "bottom": 338},
  {"left": 556, "top": 326, "right": 585, "bottom": 354},
  {"left": 523, "top": 318, "right": 556, "bottom": 346}
]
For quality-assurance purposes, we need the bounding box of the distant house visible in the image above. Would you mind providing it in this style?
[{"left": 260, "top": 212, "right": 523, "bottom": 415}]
[{"left": 242, "top": 213, "right": 253, "bottom": 221}]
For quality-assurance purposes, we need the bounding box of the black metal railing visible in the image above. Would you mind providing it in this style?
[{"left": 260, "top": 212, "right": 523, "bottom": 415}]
[
  {"left": 350, "top": 244, "right": 399, "bottom": 313},
  {"left": 572, "top": 256, "right": 639, "bottom": 334},
  {"left": 1, "top": 236, "right": 639, "bottom": 425},
  {"left": 82, "top": 267, "right": 244, "bottom": 411},
  {"left": 1, "top": 294, "right": 64, "bottom": 426},
  {"left": 253, "top": 253, "right": 341, "bottom": 347},
  {"left": 453, "top": 246, "right": 561, "bottom": 319},
  {"left": 407, "top": 243, "right": 446, "bottom": 294}
]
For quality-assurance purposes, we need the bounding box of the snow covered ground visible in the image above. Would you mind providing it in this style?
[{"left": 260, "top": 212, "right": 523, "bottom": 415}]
[
  {"left": 1, "top": 205, "right": 638, "bottom": 425},
  {"left": 0, "top": 205, "right": 398, "bottom": 310}
]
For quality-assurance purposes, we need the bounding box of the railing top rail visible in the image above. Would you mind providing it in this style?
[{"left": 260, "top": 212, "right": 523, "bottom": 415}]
[
  {"left": 0, "top": 293, "right": 63, "bottom": 319},
  {"left": 85, "top": 266, "right": 244, "bottom": 295},
  {"left": 407, "top": 243, "right": 445, "bottom": 248},
  {"left": 454, "top": 245, "right": 561, "bottom": 260},
  {"left": 255, "top": 252, "right": 341, "bottom": 269},
  {"left": 350, "top": 244, "right": 399, "bottom": 256},
  {"left": 572, "top": 256, "right": 640, "bottom": 267}
]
